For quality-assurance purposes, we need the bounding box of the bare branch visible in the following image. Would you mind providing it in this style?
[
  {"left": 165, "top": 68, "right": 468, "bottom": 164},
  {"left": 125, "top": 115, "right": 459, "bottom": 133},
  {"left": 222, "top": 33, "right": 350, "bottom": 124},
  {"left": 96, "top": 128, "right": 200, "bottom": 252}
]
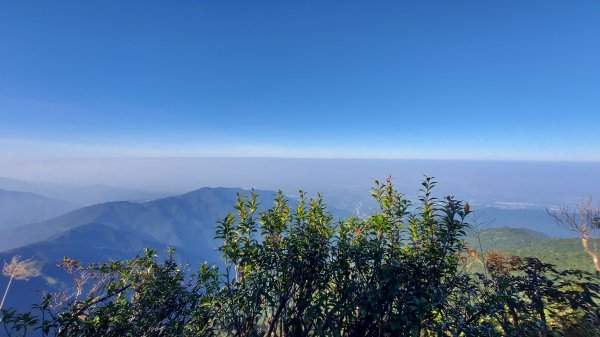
[{"left": 548, "top": 197, "right": 600, "bottom": 273}]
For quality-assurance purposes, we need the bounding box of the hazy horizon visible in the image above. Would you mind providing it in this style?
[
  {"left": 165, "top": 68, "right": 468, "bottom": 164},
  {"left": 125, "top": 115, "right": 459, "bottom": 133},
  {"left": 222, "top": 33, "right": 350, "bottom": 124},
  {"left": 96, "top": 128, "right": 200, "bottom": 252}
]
[{"left": 1, "top": 158, "right": 598, "bottom": 209}]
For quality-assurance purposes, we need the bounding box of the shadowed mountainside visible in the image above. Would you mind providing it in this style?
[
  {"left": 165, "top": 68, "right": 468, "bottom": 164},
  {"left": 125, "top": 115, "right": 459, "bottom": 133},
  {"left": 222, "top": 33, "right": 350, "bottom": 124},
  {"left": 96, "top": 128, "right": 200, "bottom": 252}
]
[{"left": 0, "top": 223, "right": 203, "bottom": 311}]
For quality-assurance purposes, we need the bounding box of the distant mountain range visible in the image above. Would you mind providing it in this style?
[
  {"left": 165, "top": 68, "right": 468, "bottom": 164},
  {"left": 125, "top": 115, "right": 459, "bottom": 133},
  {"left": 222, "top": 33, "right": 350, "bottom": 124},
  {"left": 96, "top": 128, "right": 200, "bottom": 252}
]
[
  {"left": 0, "top": 189, "right": 78, "bottom": 229},
  {"left": 0, "top": 177, "right": 164, "bottom": 206},
  {"left": 467, "top": 206, "right": 572, "bottom": 237},
  {"left": 0, "top": 187, "right": 285, "bottom": 252}
]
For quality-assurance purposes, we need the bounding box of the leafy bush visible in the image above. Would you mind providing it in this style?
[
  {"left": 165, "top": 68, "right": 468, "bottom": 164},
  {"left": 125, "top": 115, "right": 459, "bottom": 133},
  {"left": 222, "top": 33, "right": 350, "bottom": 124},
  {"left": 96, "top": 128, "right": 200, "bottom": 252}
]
[{"left": 1, "top": 177, "right": 599, "bottom": 336}]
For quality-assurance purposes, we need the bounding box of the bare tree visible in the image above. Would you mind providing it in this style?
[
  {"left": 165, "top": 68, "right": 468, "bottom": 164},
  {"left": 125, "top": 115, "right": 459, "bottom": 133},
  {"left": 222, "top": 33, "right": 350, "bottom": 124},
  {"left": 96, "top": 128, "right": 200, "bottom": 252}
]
[{"left": 548, "top": 197, "right": 600, "bottom": 274}]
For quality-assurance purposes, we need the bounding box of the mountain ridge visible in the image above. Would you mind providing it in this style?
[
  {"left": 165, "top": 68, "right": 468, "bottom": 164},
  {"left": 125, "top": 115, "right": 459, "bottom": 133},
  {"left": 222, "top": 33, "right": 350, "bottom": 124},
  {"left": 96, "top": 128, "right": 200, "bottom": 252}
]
[
  {"left": 0, "top": 187, "right": 273, "bottom": 252},
  {"left": 0, "top": 189, "right": 79, "bottom": 230}
]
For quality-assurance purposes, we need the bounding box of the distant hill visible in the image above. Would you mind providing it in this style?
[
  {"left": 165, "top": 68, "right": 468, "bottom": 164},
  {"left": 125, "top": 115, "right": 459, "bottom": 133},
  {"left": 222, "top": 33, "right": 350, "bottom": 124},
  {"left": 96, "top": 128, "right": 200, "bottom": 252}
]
[
  {"left": 0, "top": 187, "right": 353, "bottom": 252},
  {"left": 0, "top": 177, "right": 163, "bottom": 206},
  {"left": 0, "top": 189, "right": 78, "bottom": 229},
  {"left": 465, "top": 226, "right": 596, "bottom": 273},
  {"left": 0, "top": 187, "right": 280, "bottom": 252},
  {"left": 470, "top": 206, "right": 573, "bottom": 237}
]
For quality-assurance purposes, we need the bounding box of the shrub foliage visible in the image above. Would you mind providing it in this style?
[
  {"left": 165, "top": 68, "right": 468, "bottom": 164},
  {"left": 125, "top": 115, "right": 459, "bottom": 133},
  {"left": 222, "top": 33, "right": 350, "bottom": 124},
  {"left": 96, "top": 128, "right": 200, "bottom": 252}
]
[{"left": 2, "top": 177, "right": 599, "bottom": 336}]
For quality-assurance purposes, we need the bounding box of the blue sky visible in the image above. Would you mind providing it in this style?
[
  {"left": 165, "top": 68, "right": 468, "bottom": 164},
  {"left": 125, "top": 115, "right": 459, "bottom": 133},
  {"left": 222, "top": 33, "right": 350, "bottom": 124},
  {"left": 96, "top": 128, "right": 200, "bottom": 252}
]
[{"left": 1, "top": 1, "right": 599, "bottom": 160}]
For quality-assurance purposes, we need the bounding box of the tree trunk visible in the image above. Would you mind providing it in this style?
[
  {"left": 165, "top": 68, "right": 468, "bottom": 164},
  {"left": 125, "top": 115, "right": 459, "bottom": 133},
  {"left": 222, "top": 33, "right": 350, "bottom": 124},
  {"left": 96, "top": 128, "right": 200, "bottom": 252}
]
[{"left": 580, "top": 226, "right": 600, "bottom": 274}]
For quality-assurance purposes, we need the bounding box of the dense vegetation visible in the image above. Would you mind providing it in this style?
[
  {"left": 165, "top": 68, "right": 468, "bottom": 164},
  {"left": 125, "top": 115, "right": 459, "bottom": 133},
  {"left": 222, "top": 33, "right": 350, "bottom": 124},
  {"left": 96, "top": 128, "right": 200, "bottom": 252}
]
[
  {"left": 466, "top": 227, "right": 600, "bottom": 274},
  {"left": 2, "top": 178, "right": 599, "bottom": 336}
]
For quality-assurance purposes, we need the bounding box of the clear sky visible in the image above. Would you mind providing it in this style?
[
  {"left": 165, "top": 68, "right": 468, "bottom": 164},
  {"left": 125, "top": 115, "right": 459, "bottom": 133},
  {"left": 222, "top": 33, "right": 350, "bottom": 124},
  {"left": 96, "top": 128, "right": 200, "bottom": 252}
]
[{"left": 1, "top": 1, "right": 599, "bottom": 160}]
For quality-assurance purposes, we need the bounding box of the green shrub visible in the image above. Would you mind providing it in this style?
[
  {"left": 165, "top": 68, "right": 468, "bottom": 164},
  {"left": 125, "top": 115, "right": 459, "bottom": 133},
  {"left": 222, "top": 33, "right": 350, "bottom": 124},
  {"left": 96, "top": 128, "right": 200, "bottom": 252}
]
[{"left": 2, "top": 177, "right": 599, "bottom": 336}]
